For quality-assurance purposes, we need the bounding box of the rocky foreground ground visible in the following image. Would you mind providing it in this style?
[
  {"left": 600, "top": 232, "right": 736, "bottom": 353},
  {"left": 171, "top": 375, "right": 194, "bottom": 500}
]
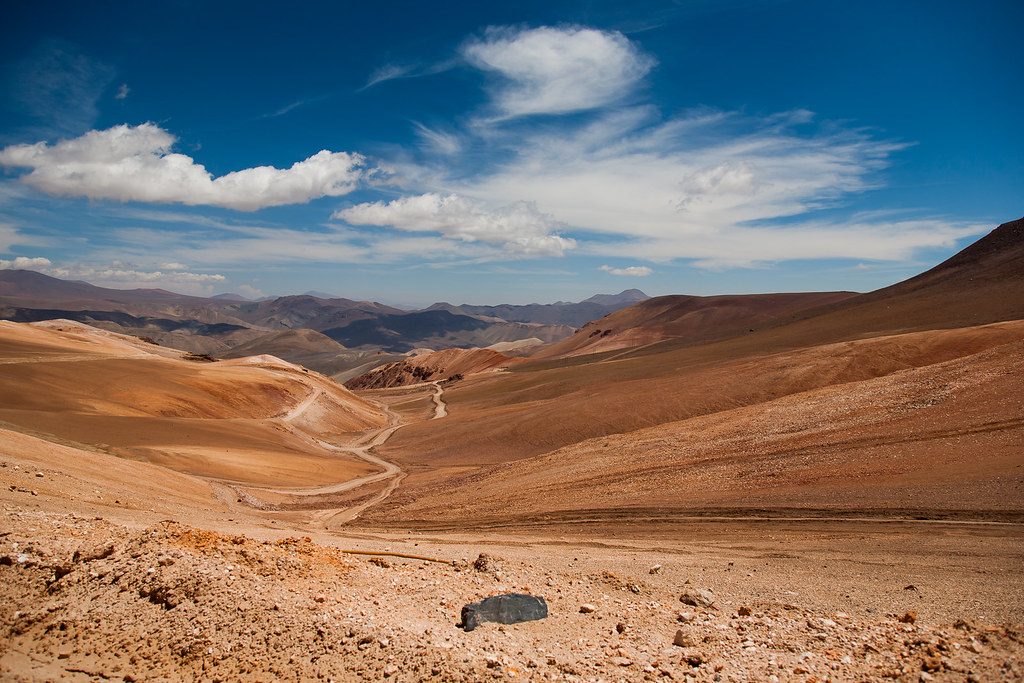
[{"left": 1, "top": 508, "right": 1022, "bottom": 682}]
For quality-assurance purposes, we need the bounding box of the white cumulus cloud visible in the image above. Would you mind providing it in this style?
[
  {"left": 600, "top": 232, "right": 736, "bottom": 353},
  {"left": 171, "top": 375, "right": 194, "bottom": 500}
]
[
  {"left": 335, "top": 193, "right": 575, "bottom": 257},
  {"left": 600, "top": 264, "right": 652, "bottom": 277},
  {"left": 0, "top": 256, "right": 52, "bottom": 269},
  {"left": 0, "top": 123, "right": 365, "bottom": 211},
  {"left": 462, "top": 26, "right": 655, "bottom": 118}
]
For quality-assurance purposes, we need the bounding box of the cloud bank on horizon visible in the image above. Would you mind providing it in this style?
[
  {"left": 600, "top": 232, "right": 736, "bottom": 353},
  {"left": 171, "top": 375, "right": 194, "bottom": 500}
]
[{"left": 0, "top": 12, "right": 1010, "bottom": 299}]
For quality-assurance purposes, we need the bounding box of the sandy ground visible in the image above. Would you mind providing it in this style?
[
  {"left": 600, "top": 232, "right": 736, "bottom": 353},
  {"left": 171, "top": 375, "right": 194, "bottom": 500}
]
[
  {"left": 1, "top": 502, "right": 1022, "bottom": 682},
  {"left": 1, "top": 320, "right": 1023, "bottom": 681}
]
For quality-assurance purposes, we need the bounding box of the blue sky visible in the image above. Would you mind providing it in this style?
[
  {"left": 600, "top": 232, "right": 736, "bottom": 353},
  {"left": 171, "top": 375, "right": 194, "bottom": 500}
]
[{"left": 0, "top": 0, "right": 1020, "bottom": 305}]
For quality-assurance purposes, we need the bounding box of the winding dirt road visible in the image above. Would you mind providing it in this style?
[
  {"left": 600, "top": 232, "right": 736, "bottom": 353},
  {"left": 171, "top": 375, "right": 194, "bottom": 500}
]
[
  {"left": 249, "top": 379, "right": 448, "bottom": 526},
  {"left": 431, "top": 381, "right": 447, "bottom": 419}
]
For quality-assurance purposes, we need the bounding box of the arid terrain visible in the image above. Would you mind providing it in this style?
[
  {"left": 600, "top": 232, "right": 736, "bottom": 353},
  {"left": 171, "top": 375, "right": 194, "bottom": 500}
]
[{"left": 1, "top": 219, "right": 1023, "bottom": 681}]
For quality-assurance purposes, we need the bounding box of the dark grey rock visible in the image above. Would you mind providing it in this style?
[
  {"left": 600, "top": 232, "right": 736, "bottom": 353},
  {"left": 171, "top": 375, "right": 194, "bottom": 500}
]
[{"left": 460, "top": 593, "right": 548, "bottom": 631}]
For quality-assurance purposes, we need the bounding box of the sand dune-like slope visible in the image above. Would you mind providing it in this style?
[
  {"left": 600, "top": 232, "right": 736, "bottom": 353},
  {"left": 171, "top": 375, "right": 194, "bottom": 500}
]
[
  {"left": 531, "top": 291, "right": 857, "bottom": 360},
  {"left": 0, "top": 320, "right": 387, "bottom": 487},
  {"left": 369, "top": 334, "right": 1024, "bottom": 525},
  {"left": 346, "top": 347, "right": 520, "bottom": 389}
]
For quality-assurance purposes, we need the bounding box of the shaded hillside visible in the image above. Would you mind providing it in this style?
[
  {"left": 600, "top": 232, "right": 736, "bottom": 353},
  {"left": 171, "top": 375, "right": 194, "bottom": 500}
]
[
  {"left": 0, "top": 271, "right": 580, "bottom": 357},
  {"left": 324, "top": 310, "right": 573, "bottom": 352},
  {"left": 531, "top": 291, "right": 857, "bottom": 360},
  {"left": 582, "top": 289, "right": 649, "bottom": 306},
  {"left": 224, "top": 295, "right": 405, "bottom": 330},
  {"left": 346, "top": 347, "right": 520, "bottom": 389},
  {"left": 0, "top": 270, "right": 212, "bottom": 304},
  {"left": 425, "top": 289, "right": 649, "bottom": 327},
  {"left": 220, "top": 328, "right": 403, "bottom": 377}
]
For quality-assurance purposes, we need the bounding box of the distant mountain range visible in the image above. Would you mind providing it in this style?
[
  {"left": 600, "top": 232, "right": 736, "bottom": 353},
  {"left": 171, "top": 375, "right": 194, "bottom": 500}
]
[{"left": 0, "top": 270, "right": 651, "bottom": 374}]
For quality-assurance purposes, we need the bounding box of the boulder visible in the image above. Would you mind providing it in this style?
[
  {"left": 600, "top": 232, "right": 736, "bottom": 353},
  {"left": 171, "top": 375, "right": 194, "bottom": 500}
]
[{"left": 460, "top": 593, "right": 548, "bottom": 632}]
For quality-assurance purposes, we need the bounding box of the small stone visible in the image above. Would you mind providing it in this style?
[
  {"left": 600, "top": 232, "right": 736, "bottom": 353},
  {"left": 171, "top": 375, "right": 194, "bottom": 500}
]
[
  {"left": 35, "top": 472, "right": 44, "bottom": 478},
  {"left": 677, "top": 611, "right": 696, "bottom": 623},
  {"left": 899, "top": 611, "right": 918, "bottom": 624},
  {"left": 673, "top": 630, "right": 691, "bottom": 647},
  {"left": 680, "top": 589, "right": 715, "bottom": 608},
  {"left": 649, "top": 564, "right": 663, "bottom": 575},
  {"left": 383, "top": 664, "right": 399, "bottom": 677},
  {"left": 737, "top": 606, "right": 752, "bottom": 617},
  {"left": 580, "top": 603, "right": 598, "bottom": 614},
  {"left": 610, "top": 656, "right": 632, "bottom": 667},
  {"left": 616, "top": 622, "right": 627, "bottom": 634}
]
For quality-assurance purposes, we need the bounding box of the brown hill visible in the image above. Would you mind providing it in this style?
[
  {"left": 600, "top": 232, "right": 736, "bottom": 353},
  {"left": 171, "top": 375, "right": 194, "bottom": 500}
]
[
  {"left": 753, "top": 216, "right": 1024, "bottom": 344},
  {"left": 0, "top": 320, "right": 387, "bottom": 487},
  {"left": 367, "top": 330, "right": 1024, "bottom": 526},
  {"left": 219, "top": 328, "right": 404, "bottom": 378},
  {"left": 424, "top": 289, "right": 649, "bottom": 327},
  {"left": 377, "top": 218, "right": 1024, "bottom": 468},
  {"left": 346, "top": 347, "right": 520, "bottom": 389},
  {"left": 531, "top": 291, "right": 857, "bottom": 360}
]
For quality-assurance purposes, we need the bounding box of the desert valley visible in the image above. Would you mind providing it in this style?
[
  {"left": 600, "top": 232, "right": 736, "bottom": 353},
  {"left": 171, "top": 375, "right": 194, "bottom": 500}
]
[
  {"left": 2, "top": 4, "right": 1023, "bottom": 681},
  {"left": 0, "top": 218, "right": 1021, "bottom": 681}
]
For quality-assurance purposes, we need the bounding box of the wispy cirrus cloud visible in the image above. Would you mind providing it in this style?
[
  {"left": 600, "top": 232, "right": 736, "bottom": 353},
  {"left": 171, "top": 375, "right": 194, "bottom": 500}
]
[
  {"left": 412, "top": 122, "right": 462, "bottom": 155},
  {"left": 0, "top": 123, "right": 365, "bottom": 211},
  {"left": 362, "top": 59, "right": 457, "bottom": 89},
  {"left": 259, "top": 94, "right": 330, "bottom": 119},
  {"left": 2, "top": 39, "right": 116, "bottom": 140},
  {"left": 348, "top": 24, "right": 987, "bottom": 270}
]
